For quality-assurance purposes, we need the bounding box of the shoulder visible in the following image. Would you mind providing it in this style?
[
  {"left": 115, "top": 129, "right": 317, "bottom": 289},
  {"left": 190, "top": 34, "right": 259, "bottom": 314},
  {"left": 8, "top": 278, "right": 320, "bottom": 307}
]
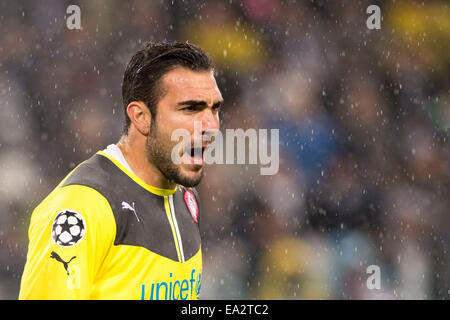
[
  {"left": 29, "top": 154, "right": 117, "bottom": 241},
  {"left": 34, "top": 152, "right": 115, "bottom": 222},
  {"left": 30, "top": 184, "right": 114, "bottom": 233},
  {"left": 61, "top": 153, "right": 113, "bottom": 191},
  {"left": 26, "top": 183, "right": 116, "bottom": 258}
]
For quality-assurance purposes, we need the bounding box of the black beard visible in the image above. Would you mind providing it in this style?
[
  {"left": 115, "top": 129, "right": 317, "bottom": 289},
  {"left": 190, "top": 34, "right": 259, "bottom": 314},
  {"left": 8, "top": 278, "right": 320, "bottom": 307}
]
[{"left": 145, "top": 121, "right": 204, "bottom": 188}]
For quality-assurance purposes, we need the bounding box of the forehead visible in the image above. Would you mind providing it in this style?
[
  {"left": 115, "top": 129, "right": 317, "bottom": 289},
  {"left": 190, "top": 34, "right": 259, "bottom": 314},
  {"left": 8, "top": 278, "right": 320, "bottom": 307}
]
[{"left": 160, "top": 67, "right": 222, "bottom": 104}]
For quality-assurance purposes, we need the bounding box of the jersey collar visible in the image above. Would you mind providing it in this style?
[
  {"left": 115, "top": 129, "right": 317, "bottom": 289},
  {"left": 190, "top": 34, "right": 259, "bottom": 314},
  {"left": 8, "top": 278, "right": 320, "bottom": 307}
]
[{"left": 97, "top": 150, "right": 177, "bottom": 197}]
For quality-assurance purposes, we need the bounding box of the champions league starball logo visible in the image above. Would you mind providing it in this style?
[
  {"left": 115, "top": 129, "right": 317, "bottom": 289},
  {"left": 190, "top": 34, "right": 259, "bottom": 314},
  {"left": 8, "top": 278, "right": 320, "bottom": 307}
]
[{"left": 51, "top": 209, "right": 86, "bottom": 247}]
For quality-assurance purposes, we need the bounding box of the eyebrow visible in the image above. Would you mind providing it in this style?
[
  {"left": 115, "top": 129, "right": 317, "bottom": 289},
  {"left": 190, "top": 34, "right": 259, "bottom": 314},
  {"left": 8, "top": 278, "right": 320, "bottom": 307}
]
[{"left": 177, "top": 99, "right": 223, "bottom": 108}]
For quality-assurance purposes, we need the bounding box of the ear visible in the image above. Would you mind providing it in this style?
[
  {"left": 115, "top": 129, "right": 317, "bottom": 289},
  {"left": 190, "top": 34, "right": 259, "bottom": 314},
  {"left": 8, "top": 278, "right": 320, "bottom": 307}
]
[{"left": 126, "top": 101, "right": 151, "bottom": 136}]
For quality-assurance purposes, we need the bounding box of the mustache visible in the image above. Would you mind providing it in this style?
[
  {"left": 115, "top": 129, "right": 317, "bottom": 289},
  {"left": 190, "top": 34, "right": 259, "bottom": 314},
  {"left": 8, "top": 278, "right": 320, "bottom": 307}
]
[{"left": 181, "top": 130, "right": 218, "bottom": 152}]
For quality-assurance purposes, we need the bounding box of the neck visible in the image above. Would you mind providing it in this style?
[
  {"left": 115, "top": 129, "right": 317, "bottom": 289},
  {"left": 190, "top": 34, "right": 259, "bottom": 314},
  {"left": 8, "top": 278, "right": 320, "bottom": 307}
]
[{"left": 117, "top": 133, "right": 176, "bottom": 190}]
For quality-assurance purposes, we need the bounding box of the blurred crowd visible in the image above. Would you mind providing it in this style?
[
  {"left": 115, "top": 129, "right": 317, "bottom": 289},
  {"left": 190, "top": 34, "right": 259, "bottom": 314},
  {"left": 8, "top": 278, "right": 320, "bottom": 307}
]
[{"left": 0, "top": 0, "right": 448, "bottom": 299}]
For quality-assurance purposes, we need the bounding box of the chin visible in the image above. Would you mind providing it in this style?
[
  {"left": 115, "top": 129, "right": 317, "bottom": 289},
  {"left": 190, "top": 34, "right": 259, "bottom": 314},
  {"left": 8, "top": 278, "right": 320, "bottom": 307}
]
[{"left": 177, "top": 166, "right": 204, "bottom": 188}]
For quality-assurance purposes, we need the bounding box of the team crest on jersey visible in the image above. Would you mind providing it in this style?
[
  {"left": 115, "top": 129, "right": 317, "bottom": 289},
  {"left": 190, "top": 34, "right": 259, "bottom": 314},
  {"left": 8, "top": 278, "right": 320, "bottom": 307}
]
[
  {"left": 183, "top": 190, "right": 199, "bottom": 224},
  {"left": 51, "top": 209, "right": 86, "bottom": 247}
]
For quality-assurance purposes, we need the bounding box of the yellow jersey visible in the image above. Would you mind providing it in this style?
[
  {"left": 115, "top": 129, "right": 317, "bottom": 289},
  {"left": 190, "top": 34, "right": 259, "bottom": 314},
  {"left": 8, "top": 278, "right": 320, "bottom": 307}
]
[{"left": 19, "top": 150, "right": 202, "bottom": 300}]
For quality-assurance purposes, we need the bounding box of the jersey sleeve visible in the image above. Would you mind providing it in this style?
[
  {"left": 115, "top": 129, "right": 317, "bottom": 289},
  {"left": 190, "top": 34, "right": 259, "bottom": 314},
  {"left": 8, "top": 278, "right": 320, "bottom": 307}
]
[{"left": 19, "top": 184, "right": 116, "bottom": 300}]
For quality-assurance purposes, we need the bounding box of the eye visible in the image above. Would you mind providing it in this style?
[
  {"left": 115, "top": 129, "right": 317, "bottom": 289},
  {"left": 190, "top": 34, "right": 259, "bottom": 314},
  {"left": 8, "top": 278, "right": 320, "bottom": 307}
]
[
  {"left": 212, "top": 103, "right": 222, "bottom": 112},
  {"left": 182, "top": 105, "right": 199, "bottom": 112}
]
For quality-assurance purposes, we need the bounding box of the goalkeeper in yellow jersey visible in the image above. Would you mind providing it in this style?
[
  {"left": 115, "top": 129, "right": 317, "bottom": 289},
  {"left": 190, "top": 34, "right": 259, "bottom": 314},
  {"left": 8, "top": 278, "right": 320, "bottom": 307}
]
[{"left": 19, "top": 42, "right": 223, "bottom": 300}]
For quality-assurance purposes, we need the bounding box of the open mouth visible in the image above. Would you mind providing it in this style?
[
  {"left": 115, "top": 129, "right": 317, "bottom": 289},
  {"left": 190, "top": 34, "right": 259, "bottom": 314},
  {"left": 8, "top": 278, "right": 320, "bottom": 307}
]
[{"left": 182, "top": 144, "right": 206, "bottom": 165}]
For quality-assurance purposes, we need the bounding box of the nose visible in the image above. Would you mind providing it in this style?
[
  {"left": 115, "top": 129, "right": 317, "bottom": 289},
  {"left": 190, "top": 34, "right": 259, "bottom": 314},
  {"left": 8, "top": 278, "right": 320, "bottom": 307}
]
[{"left": 201, "top": 108, "right": 219, "bottom": 135}]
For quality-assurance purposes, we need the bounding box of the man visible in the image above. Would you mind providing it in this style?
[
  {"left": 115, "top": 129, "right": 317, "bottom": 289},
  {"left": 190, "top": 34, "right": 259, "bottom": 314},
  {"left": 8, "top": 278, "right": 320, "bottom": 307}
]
[{"left": 19, "top": 42, "right": 223, "bottom": 300}]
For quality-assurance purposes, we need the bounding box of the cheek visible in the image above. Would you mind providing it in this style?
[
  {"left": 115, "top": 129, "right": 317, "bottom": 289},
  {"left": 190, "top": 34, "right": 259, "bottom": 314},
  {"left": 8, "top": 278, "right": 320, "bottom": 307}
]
[
  {"left": 152, "top": 119, "right": 185, "bottom": 155},
  {"left": 158, "top": 110, "right": 188, "bottom": 133}
]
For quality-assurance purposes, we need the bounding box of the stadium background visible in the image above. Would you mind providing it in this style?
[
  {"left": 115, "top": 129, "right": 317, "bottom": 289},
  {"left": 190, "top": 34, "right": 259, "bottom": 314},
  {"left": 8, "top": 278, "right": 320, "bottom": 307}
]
[{"left": 0, "top": 0, "right": 448, "bottom": 299}]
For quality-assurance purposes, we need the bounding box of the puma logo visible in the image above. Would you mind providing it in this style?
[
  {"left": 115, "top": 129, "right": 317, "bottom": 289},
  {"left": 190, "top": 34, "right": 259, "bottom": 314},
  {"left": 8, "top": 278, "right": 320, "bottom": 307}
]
[
  {"left": 121, "top": 201, "right": 140, "bottom": 223},
  {"left": 50, "top": 251, "right": 76, "bottom": 275}
]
